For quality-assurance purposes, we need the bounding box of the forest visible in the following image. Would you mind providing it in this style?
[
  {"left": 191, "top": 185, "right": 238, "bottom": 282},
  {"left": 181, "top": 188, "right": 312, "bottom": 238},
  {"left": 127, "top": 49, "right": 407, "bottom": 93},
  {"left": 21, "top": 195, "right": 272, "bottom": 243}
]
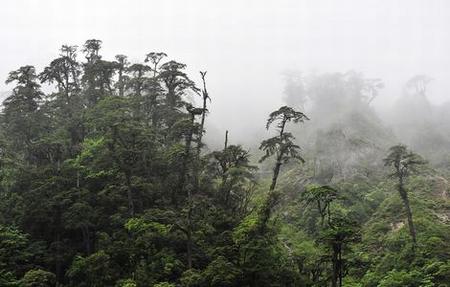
[{"left": 0, "top": 39, "right": 449, "bottom": 287}]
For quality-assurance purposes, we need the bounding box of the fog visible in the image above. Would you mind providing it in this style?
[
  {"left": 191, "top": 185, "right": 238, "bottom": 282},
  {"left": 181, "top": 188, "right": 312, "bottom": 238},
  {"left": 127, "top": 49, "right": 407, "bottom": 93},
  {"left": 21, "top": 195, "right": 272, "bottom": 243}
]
[{"left": 1, "top": 0, "right": 450, "bottom": 147}]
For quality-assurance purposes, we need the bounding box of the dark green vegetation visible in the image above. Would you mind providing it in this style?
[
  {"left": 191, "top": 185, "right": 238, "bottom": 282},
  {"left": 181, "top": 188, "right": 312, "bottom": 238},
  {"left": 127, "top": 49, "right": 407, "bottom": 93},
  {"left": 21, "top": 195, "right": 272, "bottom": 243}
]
[{"left": 0, "top": 40, "right": 449, "bottom": 287}]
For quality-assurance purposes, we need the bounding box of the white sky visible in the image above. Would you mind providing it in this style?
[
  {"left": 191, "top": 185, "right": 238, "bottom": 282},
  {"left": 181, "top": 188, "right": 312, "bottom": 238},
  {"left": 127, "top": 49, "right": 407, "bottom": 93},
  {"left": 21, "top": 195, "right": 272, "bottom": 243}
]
[{"left": 1, "top": 0, "right": 449, "bottom": 144}]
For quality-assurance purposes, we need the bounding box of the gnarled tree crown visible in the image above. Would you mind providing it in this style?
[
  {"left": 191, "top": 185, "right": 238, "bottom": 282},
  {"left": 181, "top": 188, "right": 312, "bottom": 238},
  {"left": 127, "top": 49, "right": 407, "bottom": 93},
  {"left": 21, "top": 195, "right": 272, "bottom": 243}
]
[
  {"left": 265, "top": 105, "right": 309, "bottom": 130},
  {"left": 383, "top": 144, "right": 426, "bottom": 178},
  {"left": 259, "top": 106, "right": 309, "bottom": 163}
]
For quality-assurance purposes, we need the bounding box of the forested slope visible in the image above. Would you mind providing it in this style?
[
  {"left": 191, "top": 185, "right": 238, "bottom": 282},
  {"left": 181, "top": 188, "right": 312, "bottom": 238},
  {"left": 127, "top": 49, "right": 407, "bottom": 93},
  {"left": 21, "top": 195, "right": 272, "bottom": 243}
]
[{"left": 0, "top": 40, "right": 449, "bottom": 287}]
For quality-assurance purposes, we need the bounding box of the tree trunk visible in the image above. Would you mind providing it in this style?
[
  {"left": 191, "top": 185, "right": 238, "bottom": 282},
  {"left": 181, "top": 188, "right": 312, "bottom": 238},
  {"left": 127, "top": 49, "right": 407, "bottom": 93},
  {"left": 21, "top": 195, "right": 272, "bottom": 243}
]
[
  {"left": 398, "top": 175, "right": 417, "bottom": 252},
  {"left": 331, "top": 243, "right": 340, "bottom": 287},
  {"left": 118, "top": 69, "right": 124, "bottom": 97},
  {"left": 187, "top": 202, "right": 193, "bottom": 269},
  {"left": 179, "top": 112, "right": 196, "bottom": 269},
  {"left": 81, "top": 225, "right": 91, "bottom": 255},
  {"left": 269, "top": 161, "right": 282, "bottom": 192},
  {"left": 196, "top": 71, "right": 208, "bottom": 157},
  {"left": 224, "top": 130, "right": 228, "bottom": 149},
  {"left": 55, "top": 232, "right": 62, "bottom": 284},
  {"left": 125, "top": 172, "right": 135, "bottom": 216},
  {"left": 259, "top": 119, "right": 286, "bottom": 232},
  {"left": 338, "top": 244, "right": 343, "bottom": 287},
  {"left": 269, "top": 118, "right": 286, "bottom": 192},
  {"left": 399, "top": 185, "right": 417, "bottom": 250}
]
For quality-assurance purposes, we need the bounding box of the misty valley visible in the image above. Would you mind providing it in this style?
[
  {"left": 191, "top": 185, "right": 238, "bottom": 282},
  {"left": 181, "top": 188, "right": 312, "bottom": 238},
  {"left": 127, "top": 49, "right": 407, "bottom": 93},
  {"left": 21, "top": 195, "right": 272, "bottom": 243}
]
[{"left": 0, "top": 39, "right": 449, "bottom": 287}]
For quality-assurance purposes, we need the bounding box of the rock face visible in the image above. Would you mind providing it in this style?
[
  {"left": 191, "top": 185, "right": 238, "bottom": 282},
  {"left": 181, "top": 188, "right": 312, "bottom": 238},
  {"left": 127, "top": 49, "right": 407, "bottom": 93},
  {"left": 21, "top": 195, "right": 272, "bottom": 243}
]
[
  {"left": 431, "top": 176, "right": 449, "bottom": 200},
  {"left": 390, "top": 221, "right": 405, "bottom": 232}
]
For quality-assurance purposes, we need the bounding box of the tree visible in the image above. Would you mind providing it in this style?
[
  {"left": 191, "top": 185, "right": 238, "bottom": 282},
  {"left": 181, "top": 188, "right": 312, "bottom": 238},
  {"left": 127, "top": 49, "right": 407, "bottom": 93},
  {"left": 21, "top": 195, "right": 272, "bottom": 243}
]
[
  {"left": 0, "top": 225, "right": 32, "bottom": 279},
  {"left": 82, "top": 39, "right": 119, "bottom": 107},
  {"left": 362, "top": 78, "right": 384, "bottom": 105},
  {"left": 301, "top": 185, "right": 359, "bottom": 287},
  {"left": 258, "top": 106, "right": 308, "bottom": 230},
  {"left": 145, "top": 52, "right": 167, "bottom": 78},
  {"left": 159, "top": 61, "right": 198, "bottom": 112},
  {"left": 3, "top": 65, "right": 44, "bottom": 164},
  {"left": 39, "top": 45, "right": 84, "bottom": 157},
  {"left": 114, "top": 55, "right": 129, "bottom": 97},
  {"left": 405, "top": 75, "right": 431, "bottom": 97},
  {"left": 40, "top": 45, "right": 82, "bottom": 114},
  {"left": 321, "top": 216, "right": 359, "bottom": 287},
  {"left": 208, "top": 143, "right": 256, "bottom": 214},
  {"left": 178, "top": 104, "right": 203, "bottom": 269},
  {"left": 301, "top": 185, "right": 337, "bottom": 227},
  {"left": 383, "top": 144, "right": 426, "bottom": 252},
  {"left": 127, "top": 64, "right": 151, "bottom": 98},
  {"left": 143, "top": 52, "right": 167, "bottom": 127},
  {"left": 195, "top": 71, "right": 210, "bottom": 156},
  {"left": 260, "top": 106, "right": 309, "bottom": 192},
  {"left": 21, "top": 269, "right": 56, "bottom": 287}
]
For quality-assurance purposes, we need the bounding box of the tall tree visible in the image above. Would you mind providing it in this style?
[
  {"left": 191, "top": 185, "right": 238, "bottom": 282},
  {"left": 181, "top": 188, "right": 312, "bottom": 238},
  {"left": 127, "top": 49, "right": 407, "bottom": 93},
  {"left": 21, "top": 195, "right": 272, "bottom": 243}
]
[
  {"left": 258, "top": 106, "right": 309, "bottom": 229},
  {"left": 208, "top": 144, "right": 256, "bottom": 211},
  {"left": 145, "top": 52, "right": 167, "bottom": 78},
  {"left": 82, "top": 39, "right": 118, "bottom": 107},
  {"left": 159, "top": 61, "right": 198, "bottom": 112},
  {"left": 40, "top": 45, "right": 84, "bottom": 157},
  {"left": 301, "top": 185, "right": 359, "bottom": 287},
  {"left": 3, "top": 66, "right": 44, "bottom": 163},
  {"left": 260, "top": 106, "right": 309, "bottom": 192},
  {"left": 142, "top": 52, "right": 167, "bottom": 127},
  {"left": 301, "top": 185, "right": 337, "bottom": 227},
  {"left": 176, "top": 104, "right": 203, "bottom": 269},
  {"left": 196, "top": 71, "right": 210, "bottom": 156},
  {"left": 114, "top": 54, "right": 129, "bottom": 97},
  {"left": 384, "top": 144, "right": 426, "bottom": 252}
]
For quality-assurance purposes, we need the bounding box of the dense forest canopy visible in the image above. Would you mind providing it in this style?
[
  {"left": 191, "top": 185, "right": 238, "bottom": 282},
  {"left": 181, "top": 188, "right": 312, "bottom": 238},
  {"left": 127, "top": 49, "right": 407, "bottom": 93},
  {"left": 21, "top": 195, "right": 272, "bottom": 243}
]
[{"left": 0, "top": 40, "right": 449, "bottom": 287}]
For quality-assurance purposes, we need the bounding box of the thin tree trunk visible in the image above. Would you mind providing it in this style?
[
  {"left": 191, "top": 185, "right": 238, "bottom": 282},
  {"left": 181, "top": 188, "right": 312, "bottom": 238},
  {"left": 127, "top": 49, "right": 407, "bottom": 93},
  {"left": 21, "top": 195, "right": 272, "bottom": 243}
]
[
  {"left": 118, "top": 68, "right": 124, "bottom": 97},
  {"left": 338, "top": 245, "right": 343, "bottom": 287},
  {"left": 398, "top": 176, "right": 417, "bottom": 252},
  {"left": 259, "top": 119, "right": 287, "bottom": 232},
  {"left": 269, "top": 161, "right": 282, "bottom": 192},
  {"left": 179, "top": 112, "right": 196, "bottom": 269},
  {"left": 224, "top": 130, "right": 228, "bottom": 149},
  {"left": 186, "top": 201, "right": 193, "bottom": 269},
  {"left": 125, "top": 172, "right": 135, "bottom": 216},
  {"left": 399, "top": 183, "right": 417, "bottom": 250},
  {"left": 54, "top": 223, "right": 62, "bottom": 284},
  {"left": 269, "top": 118, "right": 286, "bottom": 192},
  {"left": 331, "top": 243, "right": 339, "bottom": 287},
  {"left": 81, "top": 226, "right": 91, "bottom": 255}
]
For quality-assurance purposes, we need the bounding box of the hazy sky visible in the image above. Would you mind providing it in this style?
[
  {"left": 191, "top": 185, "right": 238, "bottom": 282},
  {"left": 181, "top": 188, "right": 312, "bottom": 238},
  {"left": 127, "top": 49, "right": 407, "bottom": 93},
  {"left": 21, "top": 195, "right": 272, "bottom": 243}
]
[{"left": 1, "top": 0, "right": 449, "bottom": 144}]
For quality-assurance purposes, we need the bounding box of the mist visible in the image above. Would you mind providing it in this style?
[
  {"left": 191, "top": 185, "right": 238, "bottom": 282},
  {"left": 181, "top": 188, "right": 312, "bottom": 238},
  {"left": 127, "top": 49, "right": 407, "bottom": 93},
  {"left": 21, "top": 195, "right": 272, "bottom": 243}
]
[{"left": 1, "top": 0, "right": 450, "bottom": 149}]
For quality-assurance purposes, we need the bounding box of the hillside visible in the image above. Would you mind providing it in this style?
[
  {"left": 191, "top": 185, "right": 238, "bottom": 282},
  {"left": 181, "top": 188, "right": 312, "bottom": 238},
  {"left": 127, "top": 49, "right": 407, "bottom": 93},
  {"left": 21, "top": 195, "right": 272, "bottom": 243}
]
[{"left": 0, "top": 41, "right": 449, "bottom": 287}]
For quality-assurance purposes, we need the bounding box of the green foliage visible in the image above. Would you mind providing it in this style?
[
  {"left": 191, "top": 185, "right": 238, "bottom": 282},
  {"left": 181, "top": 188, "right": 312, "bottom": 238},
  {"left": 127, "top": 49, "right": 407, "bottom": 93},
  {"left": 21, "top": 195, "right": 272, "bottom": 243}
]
[
  {"left": 66, "top": 251, "right": 114, "bottom": 287},
  {"left": 378, "top": 270, "right": 433, "bottom": 287},
  {"left": 115, "top": 278, "right": 137, "bottom": 287},
  {"left": 154, "top": 282, "right": 176, "bottom": 287},
  {"left": 21, "top": 269, "right": 56, "bottom": 287},
  {"left": 1, "top": 40, "right": 449, "bottom": 287},
  {"left": 125, "top": 217, "right": 170, "bottom": 235},
  {"left": 203, "top": 256, "right": 242, "bottom": 286},
  {"left": 0, "top": 225, "right": 32, "bottom": 277},
  {"left": 384, "top": 144, "right": 427, "bottom": 178},
  {"left": 0, "top": 270, "right": 20, "bottom": 287},
  {"left": 260, "top": 106, "right": 308, "bottom": 164}
]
